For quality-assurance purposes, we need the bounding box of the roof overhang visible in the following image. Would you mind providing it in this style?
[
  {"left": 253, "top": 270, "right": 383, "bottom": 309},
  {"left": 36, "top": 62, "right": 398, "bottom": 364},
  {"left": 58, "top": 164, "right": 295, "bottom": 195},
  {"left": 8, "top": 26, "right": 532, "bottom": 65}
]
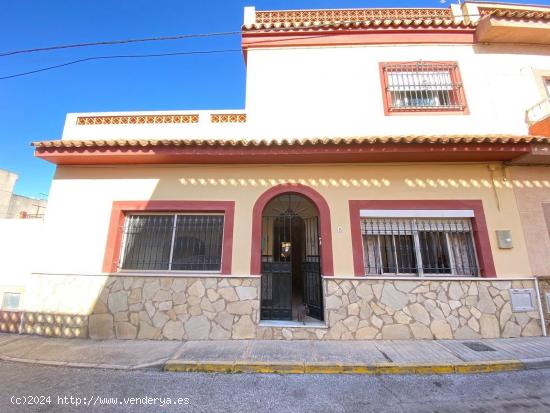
[
  {"left": 475, "top": 11, "right": 550, "bottom": 44},
  {"left": 242, "top": 20, "right": 476, "bottom": 53},
  {"left": 31, "top": 136, "right": 549, "bottom": 166}
]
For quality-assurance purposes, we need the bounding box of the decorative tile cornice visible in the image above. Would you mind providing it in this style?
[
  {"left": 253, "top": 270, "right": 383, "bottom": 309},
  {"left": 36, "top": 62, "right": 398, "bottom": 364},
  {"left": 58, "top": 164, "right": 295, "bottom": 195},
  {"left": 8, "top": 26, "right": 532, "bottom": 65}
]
[
  {"left": 255, "top": 8, "right": 452, "bottom": 24},
  {"left": 210, "top": 114, "right": 247, "bottom": 123},
  {"left": 76, "top": 114, "right": 199, "bottom": 126}
]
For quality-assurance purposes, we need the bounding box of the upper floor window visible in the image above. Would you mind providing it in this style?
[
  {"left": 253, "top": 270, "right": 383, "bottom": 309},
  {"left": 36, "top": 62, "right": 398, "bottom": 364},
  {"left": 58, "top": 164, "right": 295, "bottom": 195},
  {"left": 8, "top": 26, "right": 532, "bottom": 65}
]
[
  {"left": 380, "top": 61, "right": 468, "bottom": 114},
  {"left": 119, "top": 214, "right": 224, "bottom": 272}
]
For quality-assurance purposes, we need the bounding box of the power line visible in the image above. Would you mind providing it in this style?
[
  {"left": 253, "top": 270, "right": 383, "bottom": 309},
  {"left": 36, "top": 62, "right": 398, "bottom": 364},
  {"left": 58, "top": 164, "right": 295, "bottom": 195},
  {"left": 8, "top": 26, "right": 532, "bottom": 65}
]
[
  {"left": 0, "top": 13, "right": 490, "bottom": 58},
  {"left": 0, "top": 31, "right": 242, "bottom": 58},
  {"left": 0, "top": 49, "right": 242, "bottom": 80},
  {"left": 0, "top": 14, "right": 493, "bottom": 81}
]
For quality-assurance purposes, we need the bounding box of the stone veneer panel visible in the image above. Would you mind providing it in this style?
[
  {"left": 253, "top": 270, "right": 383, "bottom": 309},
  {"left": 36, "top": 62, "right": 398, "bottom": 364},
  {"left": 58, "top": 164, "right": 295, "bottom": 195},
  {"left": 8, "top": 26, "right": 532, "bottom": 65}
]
[
  {"left": 538, "top": 277, "right": 550, "bottom": 332},
  {"left": 85, "top": 276, "right": 544, "bottom": 341},
  {"left": 89, "top": 276, "right": 260, "bottom": 340},
  {"left": 312, "top": 278, "right": 543, "bottom": 340}
]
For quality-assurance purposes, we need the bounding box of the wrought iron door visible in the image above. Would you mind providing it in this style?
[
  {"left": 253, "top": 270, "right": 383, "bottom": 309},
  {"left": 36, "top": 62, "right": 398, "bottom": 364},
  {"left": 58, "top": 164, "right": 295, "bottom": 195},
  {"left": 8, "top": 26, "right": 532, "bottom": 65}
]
[
  {"left": 260, "top": 212, "right": 296, "bottom": 320},
  {"left": 302, "top": 216, "right": 323, "bottom": 320},
  {"left": 260, "top": 204, "right": 324, "bottom": 321}
]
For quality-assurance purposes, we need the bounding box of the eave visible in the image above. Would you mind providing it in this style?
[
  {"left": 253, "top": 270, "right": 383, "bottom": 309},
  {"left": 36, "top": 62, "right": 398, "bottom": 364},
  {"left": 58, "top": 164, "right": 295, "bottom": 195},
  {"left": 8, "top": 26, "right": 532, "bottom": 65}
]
[
  {"left": 475, "top": 10, "right": 550, "bottom": 44},
  {"left": 241, "top": 20, "right": 477, "bottom": 52},
  {"left": 31, "top": 135, "right": 549, "bottom": 166}
]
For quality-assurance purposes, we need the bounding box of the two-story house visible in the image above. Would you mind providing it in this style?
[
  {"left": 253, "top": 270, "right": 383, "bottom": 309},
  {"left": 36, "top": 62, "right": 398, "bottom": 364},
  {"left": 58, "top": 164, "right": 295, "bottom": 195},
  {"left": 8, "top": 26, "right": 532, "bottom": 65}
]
[{"left": 16, "top": 1, "right": 550, "bottom": 341}]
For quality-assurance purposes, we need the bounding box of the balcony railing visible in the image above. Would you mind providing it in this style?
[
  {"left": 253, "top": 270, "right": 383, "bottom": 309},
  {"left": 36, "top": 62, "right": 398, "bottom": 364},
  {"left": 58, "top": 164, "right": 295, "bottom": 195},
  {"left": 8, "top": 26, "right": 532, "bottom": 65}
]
[{"left": 526, "top": 98, "right": 550, "bottom": 125}]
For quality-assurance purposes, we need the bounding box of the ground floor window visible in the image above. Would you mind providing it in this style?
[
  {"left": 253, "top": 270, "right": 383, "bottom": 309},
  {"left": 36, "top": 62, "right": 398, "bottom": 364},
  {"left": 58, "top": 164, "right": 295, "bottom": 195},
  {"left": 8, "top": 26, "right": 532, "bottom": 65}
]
[
  {"left": 119, "top": 214, "right": 224, "bottom": 271},
  {"left": 362, "top": 218, "right": 478, "bottom": 276}
]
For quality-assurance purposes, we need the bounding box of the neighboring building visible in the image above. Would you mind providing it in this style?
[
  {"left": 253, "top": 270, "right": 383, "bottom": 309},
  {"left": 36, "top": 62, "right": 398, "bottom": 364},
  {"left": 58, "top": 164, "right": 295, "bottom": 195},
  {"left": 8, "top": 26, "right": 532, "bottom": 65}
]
[
  {"left": 0, "top": 169, "right": 47, "bottom": 219},
  {"left": 0, "top": 170, "right": 46, "bottom": 332},
  {"left": 12, "top": 1, "right": 550, "bottom": 340}
]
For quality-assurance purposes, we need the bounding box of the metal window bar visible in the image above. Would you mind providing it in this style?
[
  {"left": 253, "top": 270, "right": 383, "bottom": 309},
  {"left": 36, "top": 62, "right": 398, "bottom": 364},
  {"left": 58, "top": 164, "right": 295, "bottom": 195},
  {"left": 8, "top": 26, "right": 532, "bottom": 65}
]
[
  {"left": 384, "top": 62, "right": 464, "bottom": 111},
  {"left": 361, "top": 218, "right": 479, "bottom": 276},
  {"left": 119, "top": 214, "right": 224, "bottom": 271}
]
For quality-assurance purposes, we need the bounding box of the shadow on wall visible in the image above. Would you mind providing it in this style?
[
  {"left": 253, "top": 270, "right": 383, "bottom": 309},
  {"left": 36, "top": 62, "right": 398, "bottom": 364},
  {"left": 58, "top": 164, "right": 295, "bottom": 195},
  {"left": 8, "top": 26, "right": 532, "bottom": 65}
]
[{"left": 11, "top": 170, "right": 546, "bottom": 341}]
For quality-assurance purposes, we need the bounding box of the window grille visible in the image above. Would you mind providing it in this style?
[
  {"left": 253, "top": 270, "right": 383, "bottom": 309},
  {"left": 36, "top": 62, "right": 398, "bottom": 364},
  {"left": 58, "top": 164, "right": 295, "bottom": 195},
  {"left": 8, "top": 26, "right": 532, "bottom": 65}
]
[
  {"left": 382, "top": 62, "right": 466, "bottom": 112},
  {"left": 119, "top": 214, "right": 224, "bottom": 271},
  {"left": 361, "top": 218, "right": 478, "bottom": 276}
]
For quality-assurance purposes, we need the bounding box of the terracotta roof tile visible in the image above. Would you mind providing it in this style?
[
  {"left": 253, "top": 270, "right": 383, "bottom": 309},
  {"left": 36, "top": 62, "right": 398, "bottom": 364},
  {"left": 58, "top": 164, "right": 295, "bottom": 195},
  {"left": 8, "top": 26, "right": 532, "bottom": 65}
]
[
  {"left": 489, "top": 10, "right": 550, "bottom": 20},
  {"left": 31, "top": 135, "right": 550, "bottom": 150},
  {"left": 242, "top": 18, "right": 477, "bottom": 32}
]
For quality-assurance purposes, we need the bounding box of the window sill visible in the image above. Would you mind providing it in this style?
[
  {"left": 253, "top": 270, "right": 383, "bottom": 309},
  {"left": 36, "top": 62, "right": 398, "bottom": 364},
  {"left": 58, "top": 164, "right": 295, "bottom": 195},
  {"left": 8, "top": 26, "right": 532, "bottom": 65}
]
[
  {"left": 385, "top": 108, "right": 469, "bottom": 116},
  {"left": 259, "top": 319, "right": 327, "bottom": 329},
  {"left": 322, "top": 275, "right": 507, "bottom": 281}
]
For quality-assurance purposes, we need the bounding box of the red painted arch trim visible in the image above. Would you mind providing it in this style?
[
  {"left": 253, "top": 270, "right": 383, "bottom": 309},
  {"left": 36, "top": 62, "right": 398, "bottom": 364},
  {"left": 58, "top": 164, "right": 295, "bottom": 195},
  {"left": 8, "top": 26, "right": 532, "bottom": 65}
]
[
  {"left": 250, "top": 184, "right": 334, "bottom": 276},
  {"left": 349, "top": 200, "right": 496, "bottom": 278},
  {"left": 103, "top": 200, "right": 235, "bottom": 274}
]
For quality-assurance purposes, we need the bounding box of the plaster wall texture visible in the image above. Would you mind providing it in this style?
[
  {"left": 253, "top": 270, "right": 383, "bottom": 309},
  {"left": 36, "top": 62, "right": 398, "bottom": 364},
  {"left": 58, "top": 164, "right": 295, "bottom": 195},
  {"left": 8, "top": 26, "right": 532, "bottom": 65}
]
[
  {"left": 37, "top": 163, "right": 531, "bottom": 279},
  {"left": 511, "top": 166, "right": 550, "bottom": 277},
  {"left": 0, "top": 219, "right": 44, "bottom": 300},
  {"left": 59, "top": 44, "right": 550, "bottom": 141}
]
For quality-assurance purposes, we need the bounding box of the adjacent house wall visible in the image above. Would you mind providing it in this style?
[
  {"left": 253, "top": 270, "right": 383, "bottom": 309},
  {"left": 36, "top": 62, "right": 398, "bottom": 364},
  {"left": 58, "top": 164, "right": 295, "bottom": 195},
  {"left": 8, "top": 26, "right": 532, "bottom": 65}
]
[
  {"left": 0, "top": 218, "right": 44, "bottom": 333},
  {"left": 511, "top": 166, "right": 550, "bottom": 277},
  {"left": 0, "top": 170, "right": 18, "bottom": 219},
  {"left": 7, "top": 195, "right": 47, "bottom": 219}
]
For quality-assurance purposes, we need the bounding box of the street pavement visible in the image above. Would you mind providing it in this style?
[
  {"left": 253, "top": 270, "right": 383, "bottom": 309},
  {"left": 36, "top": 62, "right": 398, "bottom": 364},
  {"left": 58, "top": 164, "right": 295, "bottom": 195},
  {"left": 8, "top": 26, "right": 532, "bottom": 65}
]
[
  {"left": 1, "top": 333, "right": 550, "bottom": 372},
  {"left": 1, "top": 361, "right": 550, "bottom": 412}
]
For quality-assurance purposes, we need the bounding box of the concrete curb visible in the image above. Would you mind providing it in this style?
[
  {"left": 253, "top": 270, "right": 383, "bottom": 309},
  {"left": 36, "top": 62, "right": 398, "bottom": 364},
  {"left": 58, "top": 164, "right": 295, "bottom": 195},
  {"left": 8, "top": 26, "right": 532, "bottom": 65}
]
[
  {"left": 0, "top": 354, "right": 166, "bottom": 371},
  {"left": 163, "top": 359, "right": 539, "bottom": 375},
  {"left": 2, "top": 353, "right": 550, "bottom": 375}
]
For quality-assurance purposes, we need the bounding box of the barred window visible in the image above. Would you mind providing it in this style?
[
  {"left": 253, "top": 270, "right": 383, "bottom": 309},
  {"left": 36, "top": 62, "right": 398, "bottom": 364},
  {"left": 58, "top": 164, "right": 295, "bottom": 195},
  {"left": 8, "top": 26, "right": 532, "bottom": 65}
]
[
  {"left": 119, "top": 214, "right": 224, "bottom": 271},
  {"left": 362, "top": 218, "right": 478, "bottom": 276},
  {"left": 381, "top": 62, "right": 467, "bottom": 112}
]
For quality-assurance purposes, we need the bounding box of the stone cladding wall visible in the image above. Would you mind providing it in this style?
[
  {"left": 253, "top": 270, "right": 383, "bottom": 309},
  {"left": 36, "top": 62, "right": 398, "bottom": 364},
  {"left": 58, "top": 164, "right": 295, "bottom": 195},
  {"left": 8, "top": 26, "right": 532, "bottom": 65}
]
[{"left": 85, "top": 276, "right": 543, "bottom": 340}]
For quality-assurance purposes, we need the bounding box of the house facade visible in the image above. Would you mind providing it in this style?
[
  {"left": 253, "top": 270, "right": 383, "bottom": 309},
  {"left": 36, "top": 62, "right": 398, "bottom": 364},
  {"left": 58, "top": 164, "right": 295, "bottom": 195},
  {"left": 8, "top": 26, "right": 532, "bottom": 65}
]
[{"left": 8, "top": 1, "right": 550, "bottom": 340}]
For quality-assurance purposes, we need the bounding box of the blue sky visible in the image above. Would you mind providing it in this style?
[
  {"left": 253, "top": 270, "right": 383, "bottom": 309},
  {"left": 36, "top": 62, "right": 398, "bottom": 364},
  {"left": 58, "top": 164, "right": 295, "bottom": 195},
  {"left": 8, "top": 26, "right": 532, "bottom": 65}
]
[{"left": 1, "top": 0, "right": 548, "bottom": 197}]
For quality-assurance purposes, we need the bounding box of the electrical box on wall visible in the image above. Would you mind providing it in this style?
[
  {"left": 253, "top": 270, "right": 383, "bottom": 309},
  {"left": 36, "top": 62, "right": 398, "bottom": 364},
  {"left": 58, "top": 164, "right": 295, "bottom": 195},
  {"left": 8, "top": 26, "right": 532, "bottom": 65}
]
[
  {"left": 510, "top": 289, "right": 535, "bottom": 312},
  {"left": 496, "top": 230, "right": 513, "bottom": 249},
  {"left": 546, "top": 292, "right": 550, "bottom": 313}
]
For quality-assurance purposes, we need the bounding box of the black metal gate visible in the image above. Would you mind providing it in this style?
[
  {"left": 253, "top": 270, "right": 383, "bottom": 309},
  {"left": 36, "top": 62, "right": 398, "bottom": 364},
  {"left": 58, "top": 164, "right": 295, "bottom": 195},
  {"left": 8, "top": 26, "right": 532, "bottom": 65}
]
[
  {"left": 260, "top": 198, "right": 323, "bottom": 321},
  {"left": 302, "top": 216, "right": 323, "bottom": 320}
]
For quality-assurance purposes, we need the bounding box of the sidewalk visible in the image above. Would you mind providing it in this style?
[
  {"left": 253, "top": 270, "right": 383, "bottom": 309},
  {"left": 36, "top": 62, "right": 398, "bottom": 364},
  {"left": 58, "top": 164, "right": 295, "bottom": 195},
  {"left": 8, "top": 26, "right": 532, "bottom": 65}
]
[{"left": 1, "top": 333, "right": 549, "bottom": 374}]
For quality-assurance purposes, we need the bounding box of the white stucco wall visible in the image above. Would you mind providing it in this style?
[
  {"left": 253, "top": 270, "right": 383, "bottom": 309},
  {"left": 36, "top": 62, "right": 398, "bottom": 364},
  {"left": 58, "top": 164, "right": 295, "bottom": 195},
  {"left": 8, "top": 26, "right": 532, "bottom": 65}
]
[
  {"left": 58, "top": 43, "right": 550, "bottom": 141},
  {"left": 0, "top": 219, "right": 44, "bottom": 304},
  {"left": 244, "top": 43, "right": 550, "bottom": 138}
]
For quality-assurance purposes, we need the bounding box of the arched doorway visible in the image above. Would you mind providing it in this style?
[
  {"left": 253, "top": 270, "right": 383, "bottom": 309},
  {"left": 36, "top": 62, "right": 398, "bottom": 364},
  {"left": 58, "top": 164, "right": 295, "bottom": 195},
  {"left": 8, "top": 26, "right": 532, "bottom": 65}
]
[{"left": 260, "top": 193, "right": 324, "bottom": 322}]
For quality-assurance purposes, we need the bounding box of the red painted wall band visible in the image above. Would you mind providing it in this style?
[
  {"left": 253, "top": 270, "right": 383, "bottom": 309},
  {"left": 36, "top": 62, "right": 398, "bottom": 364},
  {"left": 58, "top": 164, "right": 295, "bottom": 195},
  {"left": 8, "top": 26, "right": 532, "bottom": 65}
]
[
  {"left": 348, "top": 200, "right": 496, "bottom": 278},
  {"left": 103, "top": 200, "right": 235, "bottom": 275},
  {"left": 250, "top": 183, "right": 334, "bottom": 276}
]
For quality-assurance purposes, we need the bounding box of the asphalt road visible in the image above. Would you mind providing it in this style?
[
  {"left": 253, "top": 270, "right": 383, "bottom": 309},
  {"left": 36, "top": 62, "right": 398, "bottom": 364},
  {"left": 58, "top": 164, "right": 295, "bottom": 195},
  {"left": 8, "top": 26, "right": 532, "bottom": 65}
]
[{"left": 1, "top": 361, "right": 550, "bottom": 412}]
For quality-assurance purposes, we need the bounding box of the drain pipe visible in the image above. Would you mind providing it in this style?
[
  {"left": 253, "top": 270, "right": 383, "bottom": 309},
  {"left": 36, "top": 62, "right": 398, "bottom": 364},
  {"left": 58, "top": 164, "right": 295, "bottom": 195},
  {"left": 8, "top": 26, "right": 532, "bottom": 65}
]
[
  {"left": 487, "top": 165, "right": 501, "bottom": 212},
  {"left": 534, "top": 278, "right": 548, "bottom": 337}
]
